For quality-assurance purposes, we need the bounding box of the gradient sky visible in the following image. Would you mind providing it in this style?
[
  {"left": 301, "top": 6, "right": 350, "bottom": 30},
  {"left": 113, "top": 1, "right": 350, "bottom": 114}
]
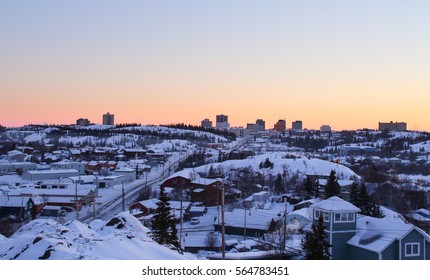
[{"left": 1, "top": 1, "right": 429, "bottom": 131}]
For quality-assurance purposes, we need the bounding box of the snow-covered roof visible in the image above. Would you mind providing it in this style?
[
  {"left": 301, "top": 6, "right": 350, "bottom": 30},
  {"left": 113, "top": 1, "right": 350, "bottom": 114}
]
[
  {"left": 164, "top": 169, "right": 198, "bottom": 181},
  {"left": 137, "top": 199, "right": 190, "bottom": 210},
  {"left": 114, "top": 167, "right": 135, "bottom": 172},
  {"left": 347, "top": 216, "right": 420, "bottom": 253},
  {"left": 25, "top": 169, "right": 79, "bottom": 175},
  {"left": 191, "top": 178, "right": 222, "bottom": 186},
  {"left": 0, "top": 196, "right": 30, "bottom": 207},
  {"left": 9, "top": 185, "right": 95, "bottom": 197},
  {"left": 310, "top": 196, "right": 360, "bottom": 212},
  {"left": 219, "top": 208, "right": 282, "bottom": 230},
  {"left": 287, "top": 207, "right": 312, "bottom": 220},
  {"left": 318, "top": 179, "right": 355, "bottom": 187}
]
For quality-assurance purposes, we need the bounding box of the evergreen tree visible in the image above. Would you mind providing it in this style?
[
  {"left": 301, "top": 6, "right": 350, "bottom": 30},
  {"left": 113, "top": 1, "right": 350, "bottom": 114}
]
[
  {"left": 150, "top": 186, "right": 182, "bottom": 252},
  {"left": 304, "top": 177, "right": 314, "bottom": 200},
  {"left": 349, "top": 182, "right": 360, "bottom": 206},
  {"left": 274, "top": 174, "right": 284, "bottom": 194},
  {"left": 324, "top": 170, "right": 341, "bottom": 198},
  {"left": 349, "top": 183, "right": 384, "bottom": 218},
  {"left": 358, "top": 183, "right": 370, "bottom": 210},
  {"left": 302, "top": 215, "right": 332, "bottom": 260}
]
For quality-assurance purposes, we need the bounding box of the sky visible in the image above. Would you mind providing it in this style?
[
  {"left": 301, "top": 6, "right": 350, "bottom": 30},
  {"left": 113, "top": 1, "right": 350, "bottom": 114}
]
[{"left": 1, "top": 1, "right": 429, "bottom": 131}]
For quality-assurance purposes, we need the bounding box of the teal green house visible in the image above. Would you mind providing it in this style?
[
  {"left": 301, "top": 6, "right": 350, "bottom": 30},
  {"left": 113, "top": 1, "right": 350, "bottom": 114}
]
[{"left": 310, "top": 196, "right": 430, "bottom": 260}]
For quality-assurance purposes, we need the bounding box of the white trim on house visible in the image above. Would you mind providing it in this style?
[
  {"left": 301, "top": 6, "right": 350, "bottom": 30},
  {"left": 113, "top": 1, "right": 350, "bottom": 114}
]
[
  {"left": 405, "top": 242, "right": 420, "bottom": 257},
  {"left": 334, "top": 212, "right": 355, "bottom": 223}
]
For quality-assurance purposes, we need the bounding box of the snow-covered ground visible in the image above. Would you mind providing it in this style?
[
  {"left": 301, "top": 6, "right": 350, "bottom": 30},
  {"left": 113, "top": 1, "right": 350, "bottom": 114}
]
[
  {"left": 192, "top": 152, "right": 359, "bottom": 180},
  {"left": 0, "top": 212, "right": 195, "bottom": 260}
]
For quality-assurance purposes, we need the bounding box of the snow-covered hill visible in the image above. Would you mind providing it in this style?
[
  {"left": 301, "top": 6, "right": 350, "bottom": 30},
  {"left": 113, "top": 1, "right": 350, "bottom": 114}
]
[
  {"left": 0, "top": 213, "right": 194, "bottom": 260},
  {"left": 194, "top": 152, "right": 359, "bottom": 180}
]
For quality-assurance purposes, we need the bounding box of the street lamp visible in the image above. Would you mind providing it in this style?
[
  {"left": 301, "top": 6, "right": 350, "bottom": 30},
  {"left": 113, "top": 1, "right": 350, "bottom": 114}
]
[{"left": 59, "top": 177, "right": 79, "bottom": 220}]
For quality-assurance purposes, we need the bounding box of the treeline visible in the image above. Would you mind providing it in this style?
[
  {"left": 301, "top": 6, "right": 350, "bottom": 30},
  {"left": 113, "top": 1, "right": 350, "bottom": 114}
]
[
  {"left": 13, "top": 124, "right": 228, "bottom": 145},
  {"left": 164, "top": 123, "right": 236, "bottom": 141}
]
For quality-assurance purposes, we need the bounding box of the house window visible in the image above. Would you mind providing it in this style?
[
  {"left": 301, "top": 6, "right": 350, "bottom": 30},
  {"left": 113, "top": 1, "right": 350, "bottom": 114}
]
[
  {"left": 323, "top": 212, "right": 329, "bottom": 222},
  {"left": 334, "top": 212, "right": 355, "bottom": 223},
  {"left": 315, "top": 210, "right": 320, "bottom": 220},
  {"left": 405, "top": 243, "right": 420, "bottom": 257}
]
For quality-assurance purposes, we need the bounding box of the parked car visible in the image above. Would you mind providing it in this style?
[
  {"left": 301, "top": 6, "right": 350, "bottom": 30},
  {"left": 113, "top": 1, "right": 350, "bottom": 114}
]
[{"left": 190, "top": 217, "right": 200, "bottom": 225}]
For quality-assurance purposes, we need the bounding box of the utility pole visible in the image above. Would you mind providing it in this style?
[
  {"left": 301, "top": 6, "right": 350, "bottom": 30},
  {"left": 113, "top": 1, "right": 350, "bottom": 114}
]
[
  {"left": 244, "top": 208, "right": 247, "bottom": 240},
  {"left": 122, "top": 181, "right": 125, "bottom": 212},
  {"left": 179, "top": 185, "right": 183, "bottom": 248},
  {"left": 75, "top": 181, "right": 79, "bottom": 220},
  {"left": 221, "top": 186, "right": 225, "bottom": 260},
  {"left": 283, "top": 203, "right": 287, "bottom": 253}
]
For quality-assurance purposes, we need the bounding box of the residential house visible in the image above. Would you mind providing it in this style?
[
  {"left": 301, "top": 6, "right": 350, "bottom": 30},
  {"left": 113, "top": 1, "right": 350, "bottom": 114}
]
[
  {"left": 190, "top": 178, "right": 223, "bottom": 206},
  {"left": 309, "top": 196, "right": 361, "bottom": 260},
  {"left": 309, "top": 196, "right": 430, "bottom": 259},
  {"left": 161, "top": 172, "right": 193, "bottom": 191},
  {"left": 0, "top": 196, "right": 35, "bottom": 219},
  {"left": 213, "top": 208, "right": 281, "bottom": 238}
]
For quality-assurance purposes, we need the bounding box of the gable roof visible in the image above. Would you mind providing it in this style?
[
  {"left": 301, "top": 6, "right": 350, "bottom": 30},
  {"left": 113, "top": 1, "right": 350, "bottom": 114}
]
[
  {"left": 0, "top": 196, "right": 31, "bottom": 207},
  {"left": 347, "top": 215, "right": 421, "bottom": 253},
  {"left": 310, "top": 196, "right": 360, "bottom": 212},
  {"left": 191, "top": 178, "right": 223, "bottom": 186}
]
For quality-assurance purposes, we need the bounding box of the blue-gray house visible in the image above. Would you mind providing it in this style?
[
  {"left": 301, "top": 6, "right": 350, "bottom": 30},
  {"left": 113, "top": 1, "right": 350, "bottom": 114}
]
[{"left": 309, "top": 196, "right": 430, "bottom": 260}]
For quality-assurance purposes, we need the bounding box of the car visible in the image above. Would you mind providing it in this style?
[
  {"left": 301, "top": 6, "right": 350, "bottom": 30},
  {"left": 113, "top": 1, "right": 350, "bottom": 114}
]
[{"left": 190, "top": 217, "right": 200, "bottom": 225}]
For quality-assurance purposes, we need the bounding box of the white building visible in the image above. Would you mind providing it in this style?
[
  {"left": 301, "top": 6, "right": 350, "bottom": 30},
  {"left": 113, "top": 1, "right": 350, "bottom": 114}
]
[
  {"left": 22, "top": 169, "right": 80, "bottom": 181},
  {"left": 51, "top": 161, "right": 86, "bottom": 175}
]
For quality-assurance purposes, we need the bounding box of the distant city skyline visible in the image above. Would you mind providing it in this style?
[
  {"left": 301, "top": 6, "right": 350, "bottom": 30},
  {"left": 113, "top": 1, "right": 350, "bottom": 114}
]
[{"left": 1, "top": 1, "right": 429, "bottom": 131}]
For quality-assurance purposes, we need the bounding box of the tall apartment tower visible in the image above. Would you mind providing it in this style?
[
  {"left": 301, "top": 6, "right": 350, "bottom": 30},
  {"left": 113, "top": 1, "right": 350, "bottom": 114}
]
[
  {"left": 292, "top": 120, "right": 303, "bottom": 131},
  {"left": 256, "top": 119, "right": 266, "bottom": 131},
  {"left": 201, "top": 118, "right": 213, "bottom": 129},
  {"left": 102, "top": 112, "right": 115, "bottom": 125},
  {"left": 216, "top": 114, "right": 230, "bottom": 129},
  {"left": 274, "top": 119, "right": 286, "bottom": 132}
]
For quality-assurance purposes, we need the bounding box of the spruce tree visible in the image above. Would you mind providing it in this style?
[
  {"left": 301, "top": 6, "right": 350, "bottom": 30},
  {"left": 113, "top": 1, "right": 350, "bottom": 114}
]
[
  {"left": 324, "top": 170, "right": 341, "bottom": 198},
  {"left": 349, "top": 182, "right": 360, "bottom": 206},
  {"left": 304, "top": 177, "right": 314, "bottom": 200},
  {"left": 274, "top": 174, "right": 284, "bottom": 194},
  {"left": 349, "top": 183, "right": 384, "bottom": 218},
  {"left": 358, "top": 184, "right": 384, "bottom": 218},
  {"left": 302, "top": 215, "right": 332, "bottom": 260},
  {"left": 151, "top": 186, "right": 182, "bottom": 252}
]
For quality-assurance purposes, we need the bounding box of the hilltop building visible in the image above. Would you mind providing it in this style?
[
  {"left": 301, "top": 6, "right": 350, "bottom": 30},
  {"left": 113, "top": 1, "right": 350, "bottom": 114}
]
[
  {"left": 102, "top": 112, "right": 115, "bottom": 125},
  {"left": 76, "top": 118, "right": 90, "bottom": 126},
  {"left": 201, "top": 118, "right": 213, "bottom": 129},
  {"left": 378, "top": 121, "right": 407, "bottom": 132},
  {"left": 216, "top": 114, "right": 230, "bottom": 129},
  {"left": 274, "top": 119, "right": 286, "bottom": 132}
]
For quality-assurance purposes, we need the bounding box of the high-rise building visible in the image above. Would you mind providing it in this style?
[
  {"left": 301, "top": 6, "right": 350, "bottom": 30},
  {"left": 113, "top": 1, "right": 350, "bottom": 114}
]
[
  {"left": 256, "top": 119, "right": 265, "bottom": 131},
  {"left": 378, "top": 121, "right": 407, "bottom": 132},
  {"left": 320, "top": 125, "right": 332, "bottom": 133},
  {"left": 216, "top": 114, "right": 230, "bottom": 129},
  {"left": 292, "top": 120, "right": 303, "bottom": 131},
  {"left": 201, "top": 118, "right": 213, "bottom": 129},
  {"left": 247, "top": 119, "right": 265, "bottom": 131},
  {"left": 76, "top": 118, "right": 90, "bottom": 126},
  {"left": 274, "top": 119, "right": 286, "bottom": 132},
  {"left": 102, "top": 112, "right": 115, "bottom": 125}
]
